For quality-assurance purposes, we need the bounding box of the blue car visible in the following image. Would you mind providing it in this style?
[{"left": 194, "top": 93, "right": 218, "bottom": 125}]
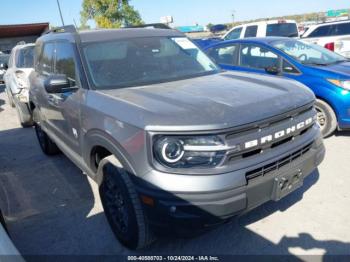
[{"left": 204, "top": 37, "right": 350, "bottom": 137}]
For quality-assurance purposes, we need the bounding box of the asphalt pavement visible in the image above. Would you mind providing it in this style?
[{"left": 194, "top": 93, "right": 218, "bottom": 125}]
[{"left": 0, "top": 84, "right": 350, "bottom": 260}]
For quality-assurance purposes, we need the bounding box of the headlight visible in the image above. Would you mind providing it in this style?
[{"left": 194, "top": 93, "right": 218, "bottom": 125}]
[
  {"left": 327, "top": 79, "right": 350, "bottom": 91},
  {"left": 153, "top": 136, "right": 229, "bottom": 168}
]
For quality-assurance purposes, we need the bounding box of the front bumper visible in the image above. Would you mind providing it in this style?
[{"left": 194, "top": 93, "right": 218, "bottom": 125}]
[{"left": 134, "top": 136, "right": 325, "bottom": 232}]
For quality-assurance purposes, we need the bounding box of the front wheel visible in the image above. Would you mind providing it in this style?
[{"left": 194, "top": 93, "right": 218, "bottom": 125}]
[
  {"left": 315, "top": 99, "right": 337, "bottom": 138},
  {"left": 100, "top": 163, "right": 155, "bottom": 250}
]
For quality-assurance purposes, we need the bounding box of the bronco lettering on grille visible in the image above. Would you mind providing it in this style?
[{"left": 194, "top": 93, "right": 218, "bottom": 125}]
[{"left": 244, "top": 117, "right": 314, "bottom": 150}]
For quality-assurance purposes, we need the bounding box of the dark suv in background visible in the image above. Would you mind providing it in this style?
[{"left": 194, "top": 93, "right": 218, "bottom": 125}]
[{"left": 29, "top": 25, "right": 325, "bottom": 249}]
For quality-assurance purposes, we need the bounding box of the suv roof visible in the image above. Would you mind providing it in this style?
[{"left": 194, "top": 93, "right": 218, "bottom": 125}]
[
  {"left": 40, "top": 24, "right": 184, "bottom": 43},
  {"left": 79, "top": 28, "right": 183, "bottom": 43}
]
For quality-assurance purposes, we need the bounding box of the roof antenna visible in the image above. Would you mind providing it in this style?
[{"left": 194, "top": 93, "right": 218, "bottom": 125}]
[
  {"left": 56, "top": 0, "right": 65, "bottom": 26},
  {"left": 73, "top": 18, "right": 78, "bottom": 29}
]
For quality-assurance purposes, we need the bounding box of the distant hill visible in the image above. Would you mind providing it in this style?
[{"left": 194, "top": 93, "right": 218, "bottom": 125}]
[{"left": 224, "top": 11, "right": 329, "bottom": 28}]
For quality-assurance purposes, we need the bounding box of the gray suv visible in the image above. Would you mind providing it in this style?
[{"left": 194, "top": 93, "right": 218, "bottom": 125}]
[{"left": 29, "top": 25, "right": 325, "bottom": 249}]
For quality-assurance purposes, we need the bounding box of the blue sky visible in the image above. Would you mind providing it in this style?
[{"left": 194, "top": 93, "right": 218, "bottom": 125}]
[{"left": 0, "top": 0, "right": 349, "bottom": 27}]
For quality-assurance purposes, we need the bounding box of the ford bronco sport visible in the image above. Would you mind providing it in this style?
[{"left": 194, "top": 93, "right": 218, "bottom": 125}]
[{"left": 29, "top": 25, "right": 325, "bottom": 249}]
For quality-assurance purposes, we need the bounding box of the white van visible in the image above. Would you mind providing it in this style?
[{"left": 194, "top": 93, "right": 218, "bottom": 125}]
[{"left": 222, "top": 20, "right": 299, "bottom": 40}]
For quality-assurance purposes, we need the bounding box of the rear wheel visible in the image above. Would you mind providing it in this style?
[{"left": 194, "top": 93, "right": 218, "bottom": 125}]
[
  {"left": 100, "top": 163, "right": 155, "bottom": 250},
  {"left": 33, "top": 109, "right": 60, "bottom": 155},
  {"left": 315, "top": 99, "right": 337, "bottom": 138}
]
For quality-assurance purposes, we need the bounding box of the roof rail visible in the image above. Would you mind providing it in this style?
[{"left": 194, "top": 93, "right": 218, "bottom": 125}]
[
  {"left": 125, "top": 23, "right": 172, "bottom": 30},
  {"left": 43, "top": 25, "right": 77, "bottom": 35}
]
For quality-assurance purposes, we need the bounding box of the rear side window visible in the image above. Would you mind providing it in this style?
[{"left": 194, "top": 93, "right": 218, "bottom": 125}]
[
  {"left": 38, "top": 43, "right": 54, "bottom": 75},
  {"left": 240, "top": 44, "right": 279, "bottom": 69},
  {"left": 332, "top": 23, "right": 350, "bottom": 36},
  {"left": 55, "top": 42, "right": 77, "bottom": 86},
  {"left": 266, "top": 23, "right": 298, "bottom": 37},
  {"left": 207, "top": 44, "right": 238, "bottom": 65},
  {"left": 244, "top": 26, "right": 258, "bottom": 38},
  {"left": 307, "top": 25, "right": 331, "bottom": 38},
  {"left": 224, "top": 27, "right": 242, "bottom": 40},
  {"left": 16, "top": 46, "right": 34, "bottom": 68}
]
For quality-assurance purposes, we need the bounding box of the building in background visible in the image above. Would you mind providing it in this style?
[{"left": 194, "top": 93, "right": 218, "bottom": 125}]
[{"left": 0, "top": 23, "right": 49, "bottom": 52}]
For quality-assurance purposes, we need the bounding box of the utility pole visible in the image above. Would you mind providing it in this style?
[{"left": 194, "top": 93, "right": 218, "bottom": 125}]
[{"left": 57, "top": 0, "right": 65, "bottom": 26}]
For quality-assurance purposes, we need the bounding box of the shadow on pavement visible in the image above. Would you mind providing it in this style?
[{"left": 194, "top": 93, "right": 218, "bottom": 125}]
[{"left": 0, "top": 127, "right": 349, "bottom": 259}]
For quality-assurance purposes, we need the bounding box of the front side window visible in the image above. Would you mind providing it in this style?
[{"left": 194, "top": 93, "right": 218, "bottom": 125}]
[
  {"left": 307, "top": 25, "right": 331, "bottom": 38},
  {"left": 38, "top": 43, "right": 55, "bottom": 75},
  {"left": 224, "top": 27, "right": 242, "bottom": 40},
  {"left": 240, "top": 44, "right": 279, "bottom": 69},
  {"left": 55, "top": 42, "right": 77, "bottom": 87},
  {"left": 244, "top": 26, "right": 258, "bottom": 38},
  {"left": 208, "top": 44, "right": 238, "bottom": 65},
  {"left": 273, "top": 39, "right": 347, "bottom": 65},
  {"left": 83, "top": 37, "right": 218, "bottom": 89},
  {"left": 16, "top": 46, "right": 34, "bottom": 68},
  {"left": 266, "top": 23, "right": 298, "bottom": 37}
]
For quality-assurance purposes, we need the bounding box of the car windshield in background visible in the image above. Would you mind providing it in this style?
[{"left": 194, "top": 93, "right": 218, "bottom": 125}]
[
  {"left": 272, "top": 39, "right": 348, "bottom": 65},
  {"left": 266, "top": 23, "right": 298, "bottom": 37},
  {"left": 16, "top": 46, "right": 34, "bottom": 68},
  {"left": 83, "top": 37, "right": 219, "bottom": 89},
  {"left": 0, "top": 54, "right": 9, "bottom": 64}
]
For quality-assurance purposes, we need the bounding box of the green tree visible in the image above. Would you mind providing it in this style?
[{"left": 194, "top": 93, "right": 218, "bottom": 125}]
[{"left": 81, "top": 0, "right": 143, "bottom": 29}]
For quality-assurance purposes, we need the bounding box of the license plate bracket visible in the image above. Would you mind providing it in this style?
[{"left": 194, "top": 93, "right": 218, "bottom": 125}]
[{"left": 272, "top": 169, "right": 304, "bottom": 201}]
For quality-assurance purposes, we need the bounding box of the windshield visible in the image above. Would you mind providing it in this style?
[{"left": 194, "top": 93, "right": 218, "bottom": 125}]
[
  {"left": 272, "top": 39, "right": 347, "bottom": 65},
  {"left": 16, "top": 46, "right": 34, "bottom": 68},
  {"left": 266, "top": 23, "right": 298, "bottom": 37},
  {"left": 83, "top": 36, "right": 219, "bottom": 89}
]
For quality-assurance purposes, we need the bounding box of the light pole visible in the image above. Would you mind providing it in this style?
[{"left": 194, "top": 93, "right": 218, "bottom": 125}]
[{"left": 57, "top": 0, "right": 65, "bottom": 26}]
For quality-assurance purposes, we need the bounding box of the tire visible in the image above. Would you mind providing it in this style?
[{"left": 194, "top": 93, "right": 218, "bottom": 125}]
[
  {"left": 100, "top": 163, "right": 155, "bottom": 250},
  {"left": 315, "top": 99, "right": 337, "bottom": 138},
  {"left": 33, "top": 109, "right": 60, "bottom": 155},
  {"left": 15, "top": 103, "right": 33, "bottom": 128},
  {"left": 5, "top": 87, "right": 15, "bottom": 108}
]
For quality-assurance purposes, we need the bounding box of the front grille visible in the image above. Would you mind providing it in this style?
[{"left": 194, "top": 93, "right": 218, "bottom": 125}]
[{"left": 245, "top": 142, "right": 314, "bottom": 181}]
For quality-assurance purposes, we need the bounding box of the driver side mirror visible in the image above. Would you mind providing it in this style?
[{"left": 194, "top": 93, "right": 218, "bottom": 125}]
[
  {"left": 265, "top": 66, "right": 281, "bottom": 75},
  {"left": 0, "top": 63, "right": 8, "bottom": 70},
  {"left": 44, "top": 75, "right": 70, "bottom": 94}
]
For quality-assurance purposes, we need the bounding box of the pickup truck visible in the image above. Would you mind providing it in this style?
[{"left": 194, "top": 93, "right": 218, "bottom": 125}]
[{"left": 29, "top": 25, "right": 325, "bottom": 249}]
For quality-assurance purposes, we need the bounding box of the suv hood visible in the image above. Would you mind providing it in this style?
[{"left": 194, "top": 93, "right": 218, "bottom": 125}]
[{"left": 95, "top": 71, "right": 314, "bottom": 131}]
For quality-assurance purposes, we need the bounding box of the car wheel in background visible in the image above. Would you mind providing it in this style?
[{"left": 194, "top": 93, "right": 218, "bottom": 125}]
[
  {"left": 100, "top": 163, "right": 155, "bottom": 250},
  {"left": 5, "top": 88, "right": 15, "bottom": 108},
  {"left": 15, "top": 103, "right": 33, "bottom": 128},
  {"left": 315, "top": 99, "right": 337, "bottom": 138},
  {"left": 33, "top": 108, "right": 60, "bottom": 155}
]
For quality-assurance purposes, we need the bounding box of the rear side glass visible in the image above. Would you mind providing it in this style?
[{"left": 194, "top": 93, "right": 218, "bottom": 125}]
[
  {"left": 244, "top": 26, "right": 258, "bottom": 38},
  {"left": 266, "top": 23, "right": 298, "bottom": 37},
  {"left": 331, "top": 23, "right": 350, "bottom": 36}
]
